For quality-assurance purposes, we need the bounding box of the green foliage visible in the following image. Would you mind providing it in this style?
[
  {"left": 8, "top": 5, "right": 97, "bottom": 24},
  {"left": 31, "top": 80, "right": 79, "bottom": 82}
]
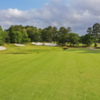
[
  {"left": 92, "top": 23, "right": 100, "bottom": 36},
  {"left": 8, "top": 26, "right": 32, "bottom": 43},
  {"left": 26, "top": 27, "right": 40, "bottom": 42},
  {"left": 12, "top": 31, "right": 22, "bottom": 43},
  {"left": 68, "top": 33, "right": 79, "bottom": 46},
  {"left": 0, "top": 26, "right": 5, "bottom": 45},
  {"left": 80, "top": 34, "right": 94, "bottom": 46},
  {"left": 58, "top": 27, "right": 69, "bottom": 45},
  {"left": 52, "top": 27, "right": 58, "bottom": 42},
  {"left": 22, "top": 29, "right": 30, "bottom": 43},
  {"left": 0, "top": 25, "right": 75, "bottom": 45},
  {"left": 87, "top": 27, "right": 92, "bottom": 34},
  {"left": 92, "top": 23, "right": 100, "bottom": 47},
  {"left": 46, "top": 26, "right": 54, "bottom": 42},
  {"left": 4, "top": 31, "right": 10, "bottom": 43},
  {"left": 1, "top": 23, "right": 99, "bottom": 46},
  {"left": 41, "top": 26, "right": 55, "bottom": 42},
  {"left": 22, "top": 38, "right": 31, "bottom": 43}
]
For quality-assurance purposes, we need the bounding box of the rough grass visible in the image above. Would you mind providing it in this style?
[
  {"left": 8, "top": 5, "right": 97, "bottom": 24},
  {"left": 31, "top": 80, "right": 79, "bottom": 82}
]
[
  {"left": 0, "top": 44, "right": 100, "bottom": 100},
  {"left": 0, "top": 44, "right": 62, "bottom": 54}
]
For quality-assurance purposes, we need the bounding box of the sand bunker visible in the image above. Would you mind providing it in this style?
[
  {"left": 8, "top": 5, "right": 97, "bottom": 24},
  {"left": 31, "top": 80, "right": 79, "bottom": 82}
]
[
  {"left": 32, "top": 42, "right": 43, "bottom": 46},
  {"left": 89, "top": 47, "right": 94, "bottom": 50},
  {"left": 0, "top": 46, "right": 6, "bottom": 50},
  {"left": 44, "top": 43, "right": 57, "bottom": 46},
  {"left": 15, "top": 44, "right": 25, "bottom": 46},
  {"left": 32, "top": 42, "right": 36, "bottom": 45},
  {"left": 32, "top": 42, "right": 57, "bottom": 46}
]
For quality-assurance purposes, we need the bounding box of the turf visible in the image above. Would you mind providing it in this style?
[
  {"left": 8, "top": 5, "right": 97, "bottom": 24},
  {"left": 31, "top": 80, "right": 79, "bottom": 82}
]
[{"left": 0, "top": 44, "right": 100, "bottom": 100}]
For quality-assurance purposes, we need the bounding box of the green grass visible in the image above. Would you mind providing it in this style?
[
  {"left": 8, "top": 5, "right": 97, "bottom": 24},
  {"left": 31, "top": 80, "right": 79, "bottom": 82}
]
[
  {"left": 0, "top": 44, "right": 100, "bottom": 100},
  {"left": 0, "top": 44, "right": 62, "bottom": 54}
]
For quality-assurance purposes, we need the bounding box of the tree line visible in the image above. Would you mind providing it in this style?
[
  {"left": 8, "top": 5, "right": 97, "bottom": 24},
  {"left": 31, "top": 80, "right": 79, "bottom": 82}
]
[{"left": 0, "top": 23, "right": 99, "bottom": 47}]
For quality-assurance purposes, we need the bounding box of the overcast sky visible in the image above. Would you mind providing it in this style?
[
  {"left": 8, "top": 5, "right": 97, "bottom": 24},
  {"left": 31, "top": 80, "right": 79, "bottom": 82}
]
[{"left": 0, "top": 0, "right": 100, "bottom": 35}]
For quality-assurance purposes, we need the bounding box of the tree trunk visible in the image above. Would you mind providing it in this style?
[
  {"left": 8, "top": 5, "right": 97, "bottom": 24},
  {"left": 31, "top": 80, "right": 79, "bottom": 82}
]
[
  {"left": 70, "top": 43, "right": 71, "bottom": 47},
  {"left": 94, "top": 37, "right": 97, "bottom": 47},
  {"left": 94, "top": 42, "right": 97, "bottom": 47}
]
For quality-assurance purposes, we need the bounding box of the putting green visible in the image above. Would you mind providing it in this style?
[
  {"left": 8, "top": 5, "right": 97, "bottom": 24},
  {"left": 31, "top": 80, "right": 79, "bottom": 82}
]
[{"left": 0, "top": 44, "right": 100, "bottom": 100}]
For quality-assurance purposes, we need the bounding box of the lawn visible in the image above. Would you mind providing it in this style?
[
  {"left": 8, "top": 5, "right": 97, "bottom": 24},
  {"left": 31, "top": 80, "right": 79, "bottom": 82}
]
[{"left": 0, "top": 44, "right": 100, "bottom": 100}]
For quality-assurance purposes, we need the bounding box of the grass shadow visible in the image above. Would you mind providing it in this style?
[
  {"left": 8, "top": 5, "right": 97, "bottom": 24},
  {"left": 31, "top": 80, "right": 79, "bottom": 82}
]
[
  {"left": 78, "top": 49, "right": 100, "bottom": 54},
  {"left": 65, "top": 47, "right": 100, "bottom": 54}
]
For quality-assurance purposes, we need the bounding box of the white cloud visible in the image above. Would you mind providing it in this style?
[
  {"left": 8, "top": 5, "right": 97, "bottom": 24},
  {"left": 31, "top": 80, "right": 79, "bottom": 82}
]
[{"left": 0, "top": 0, "right": 100, "bottom": 35}]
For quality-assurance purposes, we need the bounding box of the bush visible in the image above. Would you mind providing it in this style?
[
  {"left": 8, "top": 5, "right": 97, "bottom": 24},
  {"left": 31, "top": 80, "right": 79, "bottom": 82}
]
[{"left": 22, "top": 38, "right": 31, "bottom": 43}]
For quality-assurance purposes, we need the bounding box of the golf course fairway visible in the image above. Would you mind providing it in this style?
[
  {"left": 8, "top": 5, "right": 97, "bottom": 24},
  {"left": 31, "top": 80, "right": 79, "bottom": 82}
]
[{"left": 0, "top": 45, "right": 100, "bottom": 100}]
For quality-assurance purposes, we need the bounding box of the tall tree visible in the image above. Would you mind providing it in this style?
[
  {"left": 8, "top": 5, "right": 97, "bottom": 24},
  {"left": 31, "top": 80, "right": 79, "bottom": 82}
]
[
  {"left": 52, "top": 27, "right": 58, "bottom": 42},
  {"left": 80, "top": 34, "right": 94, "bottom": 47},
  {"left": 0, "top": 26, "right": 5, "bottom": 45},
  {"left": 27, "top": 27, "right": 39, "bottom": 42},
  {"left": 4, "top": 30, "right": 10, "bottom": 43},
  {"left": 41, "top": 28, "right": 47, "bottom": 42},
  {"left": 8, "top": 25, "right": 14, "bottom": 43},
  {"left": 46, "top": 26, "right": 54, "bottom": 42},
  {"left": 38, "top": 28, "right": 42, "bottom": 42},
  {"left": 92, "top": 23, "right": 100, "bottom": 47},
  {"left": 87, "top": 27, "right": 92, "bottom": 35},
  {"left": 41, "top": 26, "right": 54, "bottom": 42},
  {"left": 12, "top": 31, "right": 22, "bottom": 43},
  {"left": 68, "top": 33, "right": 79, "bottom": 46},
  {"left": 22, "top": 29, "right": 30, "bottom": 43},
  {"left": 58, "top": 27, "right": 69, "bottom": 45},
  {"left": 68, "top": 27, "right": 71, "bottom": 33}
]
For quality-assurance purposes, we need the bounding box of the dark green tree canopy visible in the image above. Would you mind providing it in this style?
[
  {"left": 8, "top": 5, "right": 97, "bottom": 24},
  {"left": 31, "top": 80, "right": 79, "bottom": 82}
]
[
  {"left": 0, "top": 26, "right": 5, "bottom": 45},
  {"left": 87, "top": 27, "right": 92, "bottom": 35},
  {"left": 68, "top": 33, "right": 79, "bottom": 46},
  {"left": 80, "top": 34, "right": 94, "bottom": 47}
]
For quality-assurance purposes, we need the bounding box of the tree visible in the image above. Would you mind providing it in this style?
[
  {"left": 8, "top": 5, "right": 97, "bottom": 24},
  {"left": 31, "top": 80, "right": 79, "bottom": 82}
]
[
  {"left": 46, "top": 26, "right": 54, "bottom": 42},
  {"left": 8, "top": 25, "right": 15, "bottom": 43},
  {"left": 22, "top": 29, "right": 30, "bottom": 43},
  {"left": 87, "top": 27, "right": 92, "bottom": 35},
  {"left": 92, "top": 23, "right": 100, "bottom": 47},
  {"left": 52, "top": 27, "right": 58, "bottom": 42},
  {"left": 41, "top": 26, "right": 54, "bottom": 42},
  {"left": 27, "top": 27, "right": 39, "bottom": 42},
  {"left": 58, "top": 27, "right": 69, "bottom": 45},
  {"left": 68, "top": 27, "right": 71, "bottom": 33},
  {"left": 12, "top": 31, "right": 22, "bottom": 43},
  {"left": 80, "top": 34, "right": 94, "bottom": 47},
  {"left": 4, "top": 30, "right": 10, "bottom": 43},
  {"left": 80, "top": 36, "right": 85, "bottom": 46},
  {"left": 68, "top": 33, "right": 79, "bottom": 46},
  {"left": 0, "top": 26, "right": 5, "bottom": 45},
  {"left": 41, "top": 28, "right": 47, "bottom": 42}
]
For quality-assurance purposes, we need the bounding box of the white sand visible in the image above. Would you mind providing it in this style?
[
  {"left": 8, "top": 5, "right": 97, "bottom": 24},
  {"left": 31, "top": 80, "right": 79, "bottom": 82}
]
[
  {"left": 44, "top": 43, "right": 57, "bottom": 46},
  {"left": 15, "top": 44, "right": 25, "bottom": 46},
  {"left": 32, "top": 42, "right": 36, "bottom": 45},
  {"left": 0, "top": 46, "right": 6, "bottom": 50},
  {"left": 89, "top": 47, "right": 94, "bottom": 50},
  {"left": 32, "top": 42, "right": 57, "bottom": 46},
  {"left": 32, "top": 42, "right": 43, "bottom": 46}
]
